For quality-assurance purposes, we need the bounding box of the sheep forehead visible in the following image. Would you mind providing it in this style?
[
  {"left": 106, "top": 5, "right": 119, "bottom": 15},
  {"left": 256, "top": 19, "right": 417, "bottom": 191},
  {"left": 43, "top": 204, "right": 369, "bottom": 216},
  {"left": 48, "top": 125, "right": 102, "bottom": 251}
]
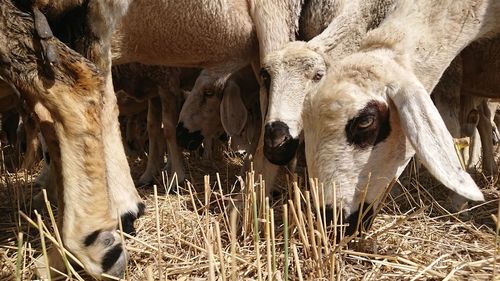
[
  {"left": 314, "top": 79, "right": 384, "bottom": 120},
  {"left": 263, "top": 43, "right": 324, "bottom": 72},
  {"left": 192, "top": 74, "right": 217, "bottom": 92},
  {"left": 181, "top": 79, "right": 221, "bottom": 121}
]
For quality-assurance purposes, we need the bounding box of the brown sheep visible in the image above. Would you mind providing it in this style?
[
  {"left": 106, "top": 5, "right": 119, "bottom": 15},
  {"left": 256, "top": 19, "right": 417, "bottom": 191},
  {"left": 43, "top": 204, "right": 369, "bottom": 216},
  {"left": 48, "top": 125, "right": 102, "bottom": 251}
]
[{"left": 0, "top": 1, "right": 131, "bottom": 278}]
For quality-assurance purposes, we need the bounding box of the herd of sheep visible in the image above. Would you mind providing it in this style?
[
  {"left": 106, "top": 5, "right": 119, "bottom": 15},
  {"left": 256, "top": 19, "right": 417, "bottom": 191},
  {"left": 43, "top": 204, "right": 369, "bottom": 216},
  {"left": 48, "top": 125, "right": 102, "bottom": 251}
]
[{"left": 0, "top": 0, "right": 499, "bottom": 279}]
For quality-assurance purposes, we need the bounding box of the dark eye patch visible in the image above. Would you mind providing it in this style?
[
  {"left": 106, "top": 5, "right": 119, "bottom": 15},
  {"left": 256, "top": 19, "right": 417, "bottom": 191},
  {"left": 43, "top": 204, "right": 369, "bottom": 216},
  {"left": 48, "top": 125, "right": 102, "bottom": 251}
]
[{"left": 345, "top": 100, "right": 390, "bottom": 148}]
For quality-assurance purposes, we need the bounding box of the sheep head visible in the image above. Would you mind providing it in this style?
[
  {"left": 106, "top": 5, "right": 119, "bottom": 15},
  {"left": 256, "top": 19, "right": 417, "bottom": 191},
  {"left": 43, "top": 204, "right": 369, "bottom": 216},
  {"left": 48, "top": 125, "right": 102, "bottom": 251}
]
[{"left": 302, "top": 50, "right": 484, "bottom": 235}]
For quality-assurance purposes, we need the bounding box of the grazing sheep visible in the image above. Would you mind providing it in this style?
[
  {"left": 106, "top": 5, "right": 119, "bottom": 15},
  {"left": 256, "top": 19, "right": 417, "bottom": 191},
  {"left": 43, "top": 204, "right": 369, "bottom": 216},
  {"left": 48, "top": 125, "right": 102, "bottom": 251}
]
[
  {"left": 32, "top": 0, "right": 145, "bottom": 246},
  {"left": 258, "top": 0, "right": 397, "bottom": 197},
  {"left": 177, "top": 66, "right": 261, "bottom": 168},
  {"left": 0, "top": 1, "right": 130, "bottom": 277},
  {"left": 22, "top": 2, "right": 145, "bottom": 240},
  {"left": 302, "top": 0, "right": 499, "bottom": 235}
]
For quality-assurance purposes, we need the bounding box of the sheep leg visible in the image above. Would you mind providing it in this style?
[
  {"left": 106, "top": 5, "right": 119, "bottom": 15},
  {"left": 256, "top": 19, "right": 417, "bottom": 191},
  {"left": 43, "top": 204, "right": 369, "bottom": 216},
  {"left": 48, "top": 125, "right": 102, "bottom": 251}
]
[
  {"left": 477, "top": 101, "right": 497, "bottom": 175},
  {"left": 137, "top": 96, "right": 165, "bottom": 186},
  {"left": 159, "top": 84, "right": 186, "bottom": 185}
]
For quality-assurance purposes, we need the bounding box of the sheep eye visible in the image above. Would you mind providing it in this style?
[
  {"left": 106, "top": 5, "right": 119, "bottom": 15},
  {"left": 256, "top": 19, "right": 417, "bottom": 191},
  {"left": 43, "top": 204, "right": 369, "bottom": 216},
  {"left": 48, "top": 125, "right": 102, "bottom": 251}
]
[
  {"left": 345, "top": 100, "right": 391, "bottom": 148},
  {"left": 357, "top": 116, "right": 374, "bottom": 129},
  {"left": 260, "top": 69, "right": 271, "bottom": 90},
  {"left": 204, "top": 90, "right": 214, "bottom": 97},
  {"left": 312, "top": 71, "right": 324, "bottom": 82}
]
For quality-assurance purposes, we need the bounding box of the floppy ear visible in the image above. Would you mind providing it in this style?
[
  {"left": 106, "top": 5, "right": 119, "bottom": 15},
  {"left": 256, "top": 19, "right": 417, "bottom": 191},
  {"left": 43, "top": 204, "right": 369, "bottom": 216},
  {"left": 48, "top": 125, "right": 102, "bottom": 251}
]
[
  {"left": 387, "top": 80, "right": 484, "bottom": 201},
  {"left": 220, "top": 81, "right": 248, "bottom": 136}
]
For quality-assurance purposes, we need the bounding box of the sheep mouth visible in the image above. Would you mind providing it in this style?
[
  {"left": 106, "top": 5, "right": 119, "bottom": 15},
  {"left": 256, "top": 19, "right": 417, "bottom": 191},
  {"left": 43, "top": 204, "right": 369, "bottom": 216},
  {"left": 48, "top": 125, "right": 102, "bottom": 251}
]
[
  {"left": 176, "top": 123, "right": 204, "bottom": 150},
  {"left": 264, "top": 137, "right": 299, "bottom": 165}
]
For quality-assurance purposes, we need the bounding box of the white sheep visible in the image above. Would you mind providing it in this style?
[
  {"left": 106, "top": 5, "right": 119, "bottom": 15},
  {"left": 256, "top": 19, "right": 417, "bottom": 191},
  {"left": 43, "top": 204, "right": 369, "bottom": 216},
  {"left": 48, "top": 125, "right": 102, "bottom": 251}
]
[
  {"left": 258, "top": 0, "right": 397, "bottom": 197},
  {"left": 177, "top": 66, "right": 261, "bottom": 169},
  {"left": 113, "top": 0, "right": 343, "bottom": 191},
  {"left": 302, "top": 0, "right": 500, "bottom": 235}
]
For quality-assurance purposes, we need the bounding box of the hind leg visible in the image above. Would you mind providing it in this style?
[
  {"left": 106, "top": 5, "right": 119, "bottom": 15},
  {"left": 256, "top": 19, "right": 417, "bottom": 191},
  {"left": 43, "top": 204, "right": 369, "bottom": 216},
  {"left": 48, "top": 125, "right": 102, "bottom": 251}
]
[{"left": 137, "top": 96, "right": 165, "bottom": 186}]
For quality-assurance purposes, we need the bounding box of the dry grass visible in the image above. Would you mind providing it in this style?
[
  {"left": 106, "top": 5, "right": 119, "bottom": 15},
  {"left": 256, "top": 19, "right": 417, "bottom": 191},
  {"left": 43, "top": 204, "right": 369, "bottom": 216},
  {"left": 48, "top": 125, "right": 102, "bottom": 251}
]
[{"left": 0, "top": 148, "right": 499, "bottom": 281}]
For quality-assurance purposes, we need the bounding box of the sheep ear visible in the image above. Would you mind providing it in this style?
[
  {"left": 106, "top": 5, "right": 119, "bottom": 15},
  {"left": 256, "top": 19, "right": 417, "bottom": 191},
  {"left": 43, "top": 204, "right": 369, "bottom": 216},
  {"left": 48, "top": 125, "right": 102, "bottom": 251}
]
[
  {"left": 387, "top": 81, "right": 484, "bottom": 201},
  {"left": 220, "top": 81, "right": 248, "bottom": 136}
]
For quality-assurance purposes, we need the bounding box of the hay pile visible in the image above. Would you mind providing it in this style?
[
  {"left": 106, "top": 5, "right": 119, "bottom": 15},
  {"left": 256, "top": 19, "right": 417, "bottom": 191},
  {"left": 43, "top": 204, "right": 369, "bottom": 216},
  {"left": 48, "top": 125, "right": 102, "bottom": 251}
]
[{"left": 0, "top": 152, "right": 499, "bottom": 280}]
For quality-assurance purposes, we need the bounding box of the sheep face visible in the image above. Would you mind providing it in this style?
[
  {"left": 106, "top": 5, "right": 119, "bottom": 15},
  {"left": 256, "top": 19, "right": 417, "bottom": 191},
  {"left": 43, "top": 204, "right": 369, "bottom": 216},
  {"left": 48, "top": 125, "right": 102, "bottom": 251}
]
[
  {"left": 261, "top": 41, "right": 327, "bottom": 165},
  {"left": 177, "top": 73, "right": 225, "bottom": 150},
  {"left": 303, "top": 80, "right": 413, "bottom": 233},
  {"left": 303, "top": 52, "right": 484, "bottom": 235}
]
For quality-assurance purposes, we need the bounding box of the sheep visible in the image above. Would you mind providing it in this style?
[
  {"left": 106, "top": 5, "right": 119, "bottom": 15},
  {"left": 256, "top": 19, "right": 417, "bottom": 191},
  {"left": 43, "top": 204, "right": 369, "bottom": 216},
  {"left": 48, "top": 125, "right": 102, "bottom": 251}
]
[
  {"left": 0, "top": 1, "right": 130, "bottom": 278},
  {"left": 28, "top": 1, "right": 146, "bottom": 259},
  {"left": 257, "top": 0, "right": 397, "bottom": 198},
  {"left": 302, "top": 0, "right": 500, "bottom": 235},
  {"left": 177, "top": 66, "right": 261, "bottom": 168},
  {"left": 113, "top": 0, "right": 345, "bottom": 191},
  {"left": 3, "top": 3, "right": 146, "bottom": 276}
]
